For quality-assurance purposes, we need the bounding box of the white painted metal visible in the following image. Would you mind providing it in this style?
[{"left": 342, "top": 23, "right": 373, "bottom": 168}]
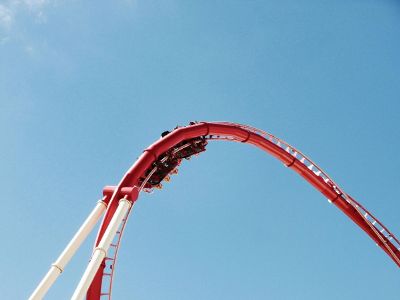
[
  {"left": 71, "top": 198, "right": 132, "bottom": 300},
  {"left": 29, "top": 200, "right": 107, "bottom": 300}
]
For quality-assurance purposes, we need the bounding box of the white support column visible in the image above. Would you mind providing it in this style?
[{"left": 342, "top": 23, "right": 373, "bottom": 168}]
[
  {"left": 71, "top": 198, "right": 132, "bottom": 300},
  {"left": 29, "top": 200, "right": 107, "bottom": 300}
]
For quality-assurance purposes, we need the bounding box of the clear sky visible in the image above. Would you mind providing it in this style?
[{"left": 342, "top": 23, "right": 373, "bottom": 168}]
[{"left": 1, "top": 1, "right": 399, "bottom": 299}]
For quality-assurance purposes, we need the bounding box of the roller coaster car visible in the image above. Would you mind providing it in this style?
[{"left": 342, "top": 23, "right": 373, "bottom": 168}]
[
  {"left": 139, "top": 136, "right": 208, "bottom": 189},
  {"left": 174, "top": 136, "right": 207, "bottom": 159}
]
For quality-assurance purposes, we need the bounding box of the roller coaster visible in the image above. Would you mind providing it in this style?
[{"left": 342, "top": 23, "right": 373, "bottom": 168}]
[{"left": 29, "top": 121, "right": 400, "bottom": 300}]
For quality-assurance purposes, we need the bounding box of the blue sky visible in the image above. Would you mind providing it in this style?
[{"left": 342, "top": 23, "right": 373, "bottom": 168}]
[{"left": 1, "top": 1, "right": 399, "bottom": 299}]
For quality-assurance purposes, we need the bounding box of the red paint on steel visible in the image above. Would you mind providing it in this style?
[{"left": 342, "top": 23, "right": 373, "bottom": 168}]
[{"left": 87, "top": 122, "right": 400, "bottom": 299}]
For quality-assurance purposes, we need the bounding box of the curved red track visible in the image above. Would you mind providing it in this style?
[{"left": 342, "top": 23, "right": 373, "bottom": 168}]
[{"left": 87, "top": 121, "right": 400, "bottom": 299}]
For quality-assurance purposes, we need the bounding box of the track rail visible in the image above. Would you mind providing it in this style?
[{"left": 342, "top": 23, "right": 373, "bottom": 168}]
[{"left": 87, "top": 121, "right": 400, "bottom": 299}]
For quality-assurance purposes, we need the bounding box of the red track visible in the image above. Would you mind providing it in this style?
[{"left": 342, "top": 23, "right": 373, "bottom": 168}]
[{"left": 87, "top": 122, "right": 400, "bottom": 299}]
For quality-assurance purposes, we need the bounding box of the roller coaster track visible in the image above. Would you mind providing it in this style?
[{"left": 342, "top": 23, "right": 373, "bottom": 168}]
[{"left": 79, "top": 121, "right": 400, "bottom": 299}]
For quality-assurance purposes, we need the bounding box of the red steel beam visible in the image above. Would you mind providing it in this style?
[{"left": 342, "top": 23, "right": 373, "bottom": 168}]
[{"left": 87, "top": 122, "right": 400, "bottom": 299}]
